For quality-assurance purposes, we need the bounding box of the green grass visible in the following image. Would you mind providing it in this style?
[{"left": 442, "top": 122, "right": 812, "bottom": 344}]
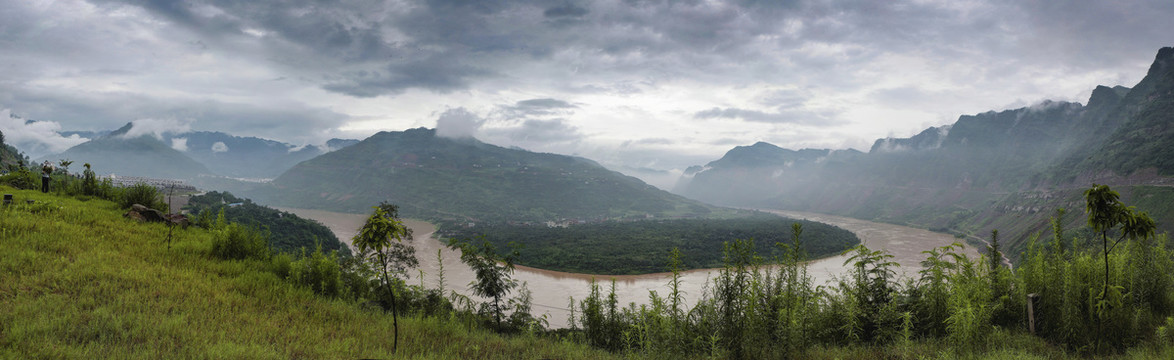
[
  {"left": 7, "top": 185, "right": 1174, "bottom": 359},
  {"left": 0, "top": 186, "right": 613, "bottom": 359}
]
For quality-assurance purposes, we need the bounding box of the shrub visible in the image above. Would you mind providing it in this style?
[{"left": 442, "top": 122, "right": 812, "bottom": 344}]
[
  {"left": 119, "top": 182, "right": 166, "bottom": 211},
  {"left": 209, "top": 223, "right": 269, "bottom": 261},
  {"left": 0, "top": 168, "right": 37, "bottom": 190},
  {"left": 289, "top": 247, "right": 343, "bottom": 298},
  {"left": 269, "top": 253, "right": 294, "bottom": 279}
]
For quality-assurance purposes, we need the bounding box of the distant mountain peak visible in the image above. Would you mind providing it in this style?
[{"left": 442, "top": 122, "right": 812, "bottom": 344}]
[
  {"left": 1147, "top": 46, "right": 1174, "bottom": 78},
  {"left": 1088, "top": 85, "right": 1130, "bottom": 108},
  {"left": 106, "top": 122, "right": 135, "bottom": 138}
]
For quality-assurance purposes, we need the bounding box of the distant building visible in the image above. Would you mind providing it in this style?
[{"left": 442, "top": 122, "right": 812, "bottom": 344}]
[{"left": 103, "top": 174, "right": 197, "bottom": 193}]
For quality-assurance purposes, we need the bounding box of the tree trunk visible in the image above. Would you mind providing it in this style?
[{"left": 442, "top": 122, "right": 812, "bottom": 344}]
[
  {"left": 379, "top": 253, "right": 398, "bottom": 354},
  {"left": 1102, "top": 230, "right": 1110, "bottom": 300}
]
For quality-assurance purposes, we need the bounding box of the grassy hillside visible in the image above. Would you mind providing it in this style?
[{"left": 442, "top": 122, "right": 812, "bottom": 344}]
[{"left": 0, "top": 186, "right": 611, "bottom": 359}]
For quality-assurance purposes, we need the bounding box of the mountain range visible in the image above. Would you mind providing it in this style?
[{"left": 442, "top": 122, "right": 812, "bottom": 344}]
[
  {"left": 10, "top": 46, "right": 1174, "bottom": 259},
  {"left": 675, "top": 47, "right": 1174, "bottom": 259},
  {"left": 37, "top": 124, "right": 358, "bottom": 181},
  {"left": 248, "top": 128, "right": 717, "bottom": 221}
]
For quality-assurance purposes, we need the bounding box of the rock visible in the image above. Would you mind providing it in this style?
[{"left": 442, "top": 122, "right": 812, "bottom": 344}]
[
  {"left": 124, "top": 210, "right": 147, "bottom": 222},
  {"left": 165, "top": 213, "right": 190, "bottom": 228},
  {"left": 124, "top": 203, "right": 168, "bottom": 223}
]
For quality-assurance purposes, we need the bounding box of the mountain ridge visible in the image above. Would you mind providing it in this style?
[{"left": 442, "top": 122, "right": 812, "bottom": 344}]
[
  {"left": 250, "top": 127, "right": 717, "bottom": 221},
  {"left": 674, "top": 46, "right": 1174, "bottom": 260}
]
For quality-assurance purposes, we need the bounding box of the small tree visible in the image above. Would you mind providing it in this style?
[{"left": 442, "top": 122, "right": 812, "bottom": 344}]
[
  {"left": 449, "top": 237, "right": 519, "bottom": 330},
  {"left": 57, "top": 159, "right": 73, "bottom": 174},
  {"left": 81, "top": 163, "right": 98, "bottom": 196},
  {"left": 352, "top": 203, "right": 417, "bottom": 354},
  {"left": 1084, "top": 184, "right": 1156, "bottom": 300}
]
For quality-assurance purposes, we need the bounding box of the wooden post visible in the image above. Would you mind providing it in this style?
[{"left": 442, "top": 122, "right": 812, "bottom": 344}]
[{"left": 1027, "top": 293, "right": 1040, "bottom": 335}]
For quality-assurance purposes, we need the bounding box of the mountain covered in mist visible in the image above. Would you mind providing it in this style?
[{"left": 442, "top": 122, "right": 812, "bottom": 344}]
[
  {"left": 250, "top": 127, "right": 716, "bottom": 221},
  {"left": 162, "top": 131, "right": 344, "bottom": 179},
  {"left": 49, "top": 123, "right": 212, "bottom": 179},
  {"left": 39, "top": 124, "right": 358, "bottom": 180},
  {"left": 676, "top": 46, "right": 1174, "bottom": 258}
]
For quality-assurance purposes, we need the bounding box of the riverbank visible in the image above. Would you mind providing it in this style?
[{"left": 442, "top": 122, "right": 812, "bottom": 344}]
[{"left": 282, "top": 207, "right": 975, "bottom": 328}]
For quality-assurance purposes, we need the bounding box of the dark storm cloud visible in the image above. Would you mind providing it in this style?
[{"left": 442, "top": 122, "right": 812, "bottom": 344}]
[
  {"left": 3, "top": 0, "right": 1174, "bottom": 164},
  {"left": 544, "top": 4, "right": 589, "bottom": 18},
  {"left": 498, "top": 98, "right": 579, "bottom": 118},
  {"left": 85, "top": 0, "right": 1174, "bottom": 97},
  {"left": 321, "top": 57, "right": 495, "bottom": 97}
]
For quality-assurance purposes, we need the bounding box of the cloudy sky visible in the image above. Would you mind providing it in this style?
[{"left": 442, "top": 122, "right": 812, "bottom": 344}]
[{"left": 2, "top": 0, "right": 1172, "bottom": 184}]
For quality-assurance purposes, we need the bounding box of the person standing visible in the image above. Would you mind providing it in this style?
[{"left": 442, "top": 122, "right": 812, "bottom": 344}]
[{"left": 41, "top": 160, "right": 53, "bottom": 193}]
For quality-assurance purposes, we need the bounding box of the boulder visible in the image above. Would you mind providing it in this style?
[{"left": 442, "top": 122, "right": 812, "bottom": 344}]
[
  {"left": 165, "top": 213, "right": 191, "bottom": 228},
  {"left": 124, "top": 203, "right": 168, "bottom": 223}
]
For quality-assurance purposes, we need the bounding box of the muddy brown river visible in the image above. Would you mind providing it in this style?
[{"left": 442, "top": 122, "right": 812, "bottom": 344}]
[{"left": 279, "top": 208, "right": 977, "bottom": 328}]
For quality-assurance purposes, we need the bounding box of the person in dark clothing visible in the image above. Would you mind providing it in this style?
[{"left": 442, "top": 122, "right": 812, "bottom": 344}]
[{"left": 41, "top": 161, "right": 53, "bottom": 193}]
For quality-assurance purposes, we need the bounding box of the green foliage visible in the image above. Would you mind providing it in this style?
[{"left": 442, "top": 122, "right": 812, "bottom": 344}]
[
  {"left": 254, "top": 127, "right": 716, "bottom": 222},
  {"left": 118, "top": 182, "right": 166, "bottom": 211},
  {"left": 81, "top": 163, "right": 98, "bottom": 196},
  {"left": 442, "top": 213, "right": 859, "bottom": 275},
  {"left": 0, "top": 167, "right": 38, "bottom": 190},
  {"left": 209, "top": 222, "right": 270, "bottom": 261},
  {"left": 0, "top": 185, "right": 612, "bottom": 359},
  {"left": 449, "top": 237, "right": 523, "bottom": 331},
  {"left": 186, "top": 191, "right": 351, "bottom": 257},
  {"left": 352, "top": 202, "right": 417, "bottom": 353},
  {"left": 288, "top": 246, "right": 345, "bottom": 298}
]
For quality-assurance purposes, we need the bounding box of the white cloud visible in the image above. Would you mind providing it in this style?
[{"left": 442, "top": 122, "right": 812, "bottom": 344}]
[
  {"left": 435, "top": 108, "right": 485, "bottom": 139},
  {"left": 0, "top": 108, "right": 88, "bottom": 158},
  {"left": 122, "top": 118, "right": 192, "bottom": 140},
  {"left": 211, "top": 141, "right": 229, "bottom": 153},
  {"left": 170, "top": 137, "right": 188, "bottom": 152}
]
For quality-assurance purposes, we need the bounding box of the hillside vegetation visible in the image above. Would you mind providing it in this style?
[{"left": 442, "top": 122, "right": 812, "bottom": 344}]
[
  {"left": 9, "top": 184, "right": 1174, "bottom": 358},
  {"left": 254, "top": 128, "right": 716, "bottom": 222},
  {"left": 184, "top": 191, "right": 351, "bottom": 257},
  {"left": 441, "top": 212, "right": 859, "bottom": 275},
  {"left": 0, "top": 186, "right": 610, "bottom": 359}
]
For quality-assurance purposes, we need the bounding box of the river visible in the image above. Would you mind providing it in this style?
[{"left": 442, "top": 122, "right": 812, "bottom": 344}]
[{"left": 279, "top": 208, "right": 977, "bottom": 328}]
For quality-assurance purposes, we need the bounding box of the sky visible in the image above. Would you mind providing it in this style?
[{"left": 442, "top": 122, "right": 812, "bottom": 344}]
[{"left": 2, "top": 0, "right": 1172, "bottom": 187}]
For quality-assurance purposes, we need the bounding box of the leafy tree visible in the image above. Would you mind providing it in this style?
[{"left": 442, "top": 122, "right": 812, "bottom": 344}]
[
  {"left": 57, "top": 159, "right": 73, "bottom": 174},
  {"left": 449, "top": 236, "right": 520, "bottom": 330},
  {"left": 352, "top": 202, "right": 417, "bottom": 354},
  {"left": 81, "top": 163, "right": 98, "bottom": 196},
  {"left": 1084, "top": 184, "right": 1156, "bottom": 300}
]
